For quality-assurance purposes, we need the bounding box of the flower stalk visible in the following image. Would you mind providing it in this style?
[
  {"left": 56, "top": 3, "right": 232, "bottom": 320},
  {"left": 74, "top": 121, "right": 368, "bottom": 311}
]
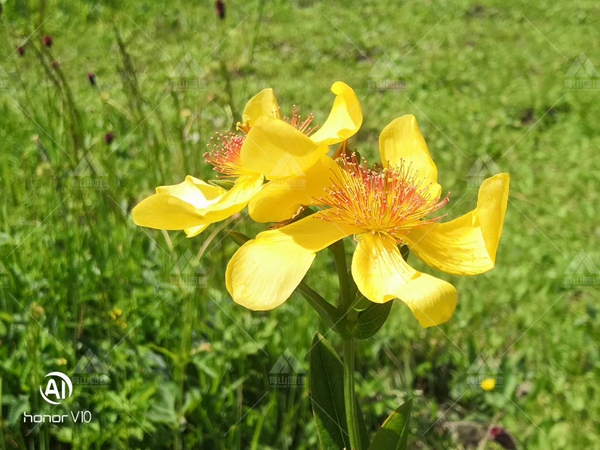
[
  {"left": 331, "top": 239, "right": 362, "bottom": 449},
  {"left": 343, "top": 337, "right": 361, "bottom": 450}
]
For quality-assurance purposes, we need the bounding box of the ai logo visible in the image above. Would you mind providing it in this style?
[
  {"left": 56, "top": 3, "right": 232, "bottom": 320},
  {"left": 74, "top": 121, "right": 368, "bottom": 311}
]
[{"left": 40, "top": 372, "right": 73, "bottom": 405}]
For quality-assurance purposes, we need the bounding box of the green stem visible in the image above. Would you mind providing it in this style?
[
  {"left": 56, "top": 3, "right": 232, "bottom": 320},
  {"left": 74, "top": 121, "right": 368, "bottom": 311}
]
[
  {"left": 330, "top": 239, "right": 362, "bottom": 449},
  {"left": 343, "top": 338, "right": 361, "bottom": 450},
  {"left": 330, "top": 240, "right": 351, "bottom": 312}
]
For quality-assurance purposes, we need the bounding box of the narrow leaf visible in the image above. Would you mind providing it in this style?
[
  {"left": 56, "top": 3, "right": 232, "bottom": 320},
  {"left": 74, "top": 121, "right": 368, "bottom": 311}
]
[
  {"left": 310, "top": 332, "right": 350, "bottom": 450},
  {"left": 227, "top": 230, "right": 251, "bottom": 246},
  {"left": 310, "top": 333, "right": 369, "bottom": 449}
]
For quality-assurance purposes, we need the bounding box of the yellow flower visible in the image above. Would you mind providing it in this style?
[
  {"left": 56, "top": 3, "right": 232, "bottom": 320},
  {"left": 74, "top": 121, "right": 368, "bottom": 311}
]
[
  {"left": 481, "top": 378, "right": 496, "bottom": 391},
  {"left": 132, "top": 82, "right": 362, "bottom": 236},
  {"left": 226, "top": 115, "right": 510, "bottom": 328}
]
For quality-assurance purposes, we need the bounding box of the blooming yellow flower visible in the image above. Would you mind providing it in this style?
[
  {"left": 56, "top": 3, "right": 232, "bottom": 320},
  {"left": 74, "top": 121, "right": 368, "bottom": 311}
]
[
  {"left": 481, "top": 378, "right": 496, "bottom": 391},
  {"left": 132, "top": 82, "right": 362, "bottom": 236},
  {"left": 226, "top": 115, "right": 510, "bottom": 327}
]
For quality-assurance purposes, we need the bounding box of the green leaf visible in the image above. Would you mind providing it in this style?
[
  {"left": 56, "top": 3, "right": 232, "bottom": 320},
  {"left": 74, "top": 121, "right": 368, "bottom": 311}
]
[
  {"left": 351, "top": 300, "right": 393, "bottom": 340},
  {"left": 310, "top": 332, "right": 369, "bottom": 450},
  {"left": 310, "top": 332, "right": 349, "bottom": 449},
  {"left": 368, "top": 399, "right": 413, "bottom": 450}
]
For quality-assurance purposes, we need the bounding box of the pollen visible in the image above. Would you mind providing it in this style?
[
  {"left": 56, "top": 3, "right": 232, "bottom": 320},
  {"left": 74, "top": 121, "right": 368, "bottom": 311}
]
[
  {"left": 204, "top": 132, "right": 245, "bottom": 178},
  {"left": 320, "top": 154, "right": 449, "bottom": 238}
]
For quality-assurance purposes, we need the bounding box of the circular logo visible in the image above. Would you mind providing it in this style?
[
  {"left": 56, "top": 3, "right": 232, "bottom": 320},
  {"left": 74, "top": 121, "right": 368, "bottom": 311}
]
[{"left": 39, "top": 372, "right": 73, "bottom": 405}]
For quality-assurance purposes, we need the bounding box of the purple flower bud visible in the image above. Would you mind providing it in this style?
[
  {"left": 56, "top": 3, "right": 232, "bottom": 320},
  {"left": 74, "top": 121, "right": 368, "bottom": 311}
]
[
  {"left": 105, "top": 133, "right": 115, "bottom": 145},
  {"left": 17, "top": 46, "right": 25, "bottom": 57},
  {"left": 42, "top": 36, "right": 53, "bottom": 48}
]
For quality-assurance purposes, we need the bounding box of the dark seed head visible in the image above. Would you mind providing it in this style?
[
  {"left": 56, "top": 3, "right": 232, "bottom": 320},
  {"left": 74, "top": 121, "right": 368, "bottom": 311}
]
[
  {"left": 17, "top": 46, "right": 25, "bottom": 57},
  {"left": 87, "top": 72, "right": 96, "bottom": 86},
  {"left": 490, "top": 427, "right": 517, "bottom": 449},
  {"left": 215, "top": 0, "right": 226, "bottom": 19},
  {"left": 42, "top": 36, "right": 53, "bottom": 48},
  {"left": 105, "top": 133, "right": 115, "bottom": 145}
]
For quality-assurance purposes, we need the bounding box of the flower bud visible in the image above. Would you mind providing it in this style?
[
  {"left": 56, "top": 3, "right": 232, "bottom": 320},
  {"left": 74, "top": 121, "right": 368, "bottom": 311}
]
[
  {"left": 17, "top": 46, "right": 25, "bottom": 57},
  {"left": 42, "top": 36, "right": 53, "bottom": 48},
  {"left": 105, "top": 132, "right": 115, "bottom": 145},
  {"left": 490, "top": 427, "right": 517, "bottom": 449},
  {"left": 88, "top": 72, "right": 96, "bottom": 86},
  {"left": 215, "top": 0, "right": 225, "bottom": 19}
]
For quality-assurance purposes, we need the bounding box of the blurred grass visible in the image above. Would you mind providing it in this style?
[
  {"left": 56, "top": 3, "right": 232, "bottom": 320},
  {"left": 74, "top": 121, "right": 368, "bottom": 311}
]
[{"left": 0, "top": 0, "right": 599, "bottom": 449}]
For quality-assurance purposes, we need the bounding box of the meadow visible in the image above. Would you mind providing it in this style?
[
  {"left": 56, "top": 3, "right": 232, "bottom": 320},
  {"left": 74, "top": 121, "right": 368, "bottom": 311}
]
[{"left": 0, "top": 0, "right": 599, "bottom": 448}]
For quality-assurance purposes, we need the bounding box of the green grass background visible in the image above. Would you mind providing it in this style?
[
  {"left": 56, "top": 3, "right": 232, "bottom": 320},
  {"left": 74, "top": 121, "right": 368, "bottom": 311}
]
[{"left": 0, "top": 0, "right": 599, "bottom": 448}]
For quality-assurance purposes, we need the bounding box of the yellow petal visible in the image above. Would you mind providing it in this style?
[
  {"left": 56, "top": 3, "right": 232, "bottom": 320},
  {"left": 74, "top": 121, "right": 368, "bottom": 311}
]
[
  {"left": 379, "top": 115, "right": 440, "bottom": 195},
  {"left": 200, "top": 174, "right": 264, "bottom": 223},
  {"left": 132, "top": 193, "right": 207, "bottom": 230},
  {"left": 240, "top": 115, "right": 328, "bottom": 179},
  {"left": 404, "top": 173, "right": 510, "bottom": 275},
  {"left": 241, "top": 88, "right": 280, "bottom": 127},
  {"left": 133, "top": 174, "right": 263, "bottom": 235},
  {"left": 226, "top": 212, "right": 362, "bottom": 310},
  {"left": 248, "top": 155, "right": 340, "bottom": 223},
  {"left": 481, "top": 378, "right": 496, "bottom": 391},
  {"left": 351, "top": 232, "right": 457, "bottom": 328},
  {"left": 310, "top": 82, "right": 363, "bottom": 146},
  {"left": 184, "top": 224, "right": 210, "bottom": 238},
  {"left": 156, "top": 176, "right": 226, "bottom": 209}
]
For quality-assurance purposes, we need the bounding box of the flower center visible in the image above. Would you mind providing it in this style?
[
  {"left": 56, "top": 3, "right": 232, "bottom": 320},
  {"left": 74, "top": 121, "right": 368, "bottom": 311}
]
[
  {"left": 204, "top": 132, "right": 245, "bottom": 178},
  {"left": 320, "top": 154, "right": 449, "bottom": 238},
  {"left": 204, "top": 107, "right": 318, "bottom": 178}
]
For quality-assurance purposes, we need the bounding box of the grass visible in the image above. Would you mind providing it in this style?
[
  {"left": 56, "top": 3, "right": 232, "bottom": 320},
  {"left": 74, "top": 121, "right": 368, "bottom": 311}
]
[{"left": 1, "top": 0, "right": 599, "bottom": 448}]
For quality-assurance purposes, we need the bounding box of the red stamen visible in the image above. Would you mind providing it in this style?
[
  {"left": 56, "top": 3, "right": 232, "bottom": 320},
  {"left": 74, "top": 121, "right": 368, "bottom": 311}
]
[
  {"left": 204, "top": 132, "right": 245, "bottom": 178},
  {"left": 283, "top": 106, "right": 319, "bottom": 136}
]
